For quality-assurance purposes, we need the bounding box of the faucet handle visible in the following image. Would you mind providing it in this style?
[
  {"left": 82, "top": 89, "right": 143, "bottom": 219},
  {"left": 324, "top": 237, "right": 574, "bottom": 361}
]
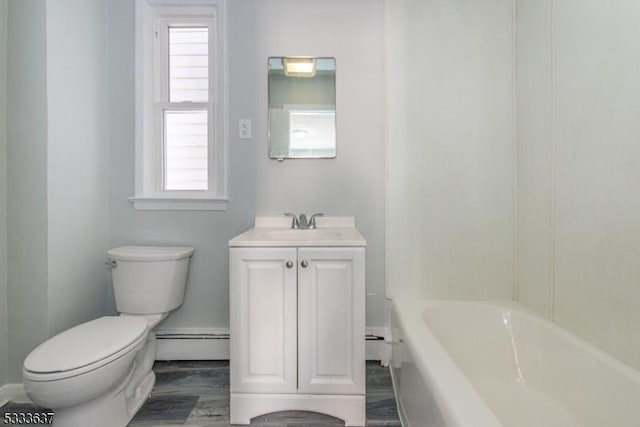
[
  {"left": 284, "top": 213, "right": 299, "bottom": 229},
  {"left": 309, "top": 213, "right": 324, "bottom": 229}
]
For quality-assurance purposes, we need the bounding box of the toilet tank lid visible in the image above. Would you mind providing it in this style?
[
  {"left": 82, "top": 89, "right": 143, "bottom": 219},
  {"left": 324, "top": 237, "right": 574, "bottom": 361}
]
[
  {"left": 107, "top": 245, "right": 194, "bottom": 261},
  {"left": 23, "top": 316, "right": 148, "bottom": 374}
]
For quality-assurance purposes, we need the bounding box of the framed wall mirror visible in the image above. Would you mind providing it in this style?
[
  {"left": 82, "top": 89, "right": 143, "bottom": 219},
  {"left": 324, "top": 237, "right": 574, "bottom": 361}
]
[{"left": 268, "top": 57, "right": 336, "bottom": 160}]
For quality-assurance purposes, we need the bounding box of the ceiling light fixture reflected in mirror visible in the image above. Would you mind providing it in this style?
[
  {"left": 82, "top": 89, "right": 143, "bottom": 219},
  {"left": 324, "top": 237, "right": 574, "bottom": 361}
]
[{"left": 283, "top": 57, "right": 316, "bottom": 77}]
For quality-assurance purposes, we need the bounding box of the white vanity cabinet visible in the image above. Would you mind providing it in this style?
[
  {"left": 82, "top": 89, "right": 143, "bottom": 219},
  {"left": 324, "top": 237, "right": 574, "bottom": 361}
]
[
  {"left": 230, "top": 247, "right": 298, "bottom": 395},
  {"left": 229, "top": 217, "right": 366, "bottom": 426}
]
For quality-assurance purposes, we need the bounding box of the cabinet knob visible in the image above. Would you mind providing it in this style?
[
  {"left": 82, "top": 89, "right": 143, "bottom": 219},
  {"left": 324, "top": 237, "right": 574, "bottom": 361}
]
[
  {"left": 286, "top": 261, "right": 294, "bottom": 269},
  {"left": 301, "top": 260, "right": 308, "bottom": 268}
]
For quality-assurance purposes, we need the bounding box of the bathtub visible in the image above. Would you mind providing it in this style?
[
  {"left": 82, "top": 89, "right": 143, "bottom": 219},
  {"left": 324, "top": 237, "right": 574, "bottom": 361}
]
[{"left": 390, "top": 297, "right": 640, "bottom": 427}]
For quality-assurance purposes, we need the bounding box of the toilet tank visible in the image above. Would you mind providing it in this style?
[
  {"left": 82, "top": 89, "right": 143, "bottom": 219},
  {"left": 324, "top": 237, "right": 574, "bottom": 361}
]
[{"left": 107, "top": 246, "right": 195, "bottom": 315}]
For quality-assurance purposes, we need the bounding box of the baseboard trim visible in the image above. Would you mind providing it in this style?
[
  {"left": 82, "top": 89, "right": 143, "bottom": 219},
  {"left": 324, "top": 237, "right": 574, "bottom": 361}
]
[
  {"left": 0, "top": 383, "right": 31, "bottom": 406},
  {"left": 155, "top": 327, "right": 391, "bottom": 363}
]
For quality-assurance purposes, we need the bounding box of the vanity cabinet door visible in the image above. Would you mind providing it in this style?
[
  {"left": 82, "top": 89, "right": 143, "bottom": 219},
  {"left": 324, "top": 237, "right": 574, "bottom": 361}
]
[
  {"left": 230, "top": 248, "right": 298, "bottom": 394},
  {"left": 297, "top": 247, "right": 366, "bottom": 395}
]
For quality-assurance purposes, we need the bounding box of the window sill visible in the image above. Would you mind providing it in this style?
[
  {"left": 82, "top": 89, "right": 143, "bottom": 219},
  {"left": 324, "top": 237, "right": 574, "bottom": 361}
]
[{"left": 128, "top": 196, "right": 228, "bottom": 211}]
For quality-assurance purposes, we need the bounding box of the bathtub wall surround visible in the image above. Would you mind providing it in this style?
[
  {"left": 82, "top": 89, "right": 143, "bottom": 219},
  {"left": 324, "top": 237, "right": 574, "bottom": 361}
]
[
  {"left": 516, "top": 0, "right": 640, "bottom": 371},
  {"left": 387, "top": 0, "right": 640, "bottom": 372},
  {"left": 391, "top": 298, "right": 640, "bottom": 427},
  {"left": 385, "top": 0, "right": 515, "bottom": 300}
]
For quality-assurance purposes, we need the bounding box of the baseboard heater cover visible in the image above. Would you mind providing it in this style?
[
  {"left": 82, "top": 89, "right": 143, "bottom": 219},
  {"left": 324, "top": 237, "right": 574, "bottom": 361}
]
[
  {"left": 155, "top": 329, "right": 390, "bottom": 364},
  {"left": 155, "top": 330, "right": 230, "bottom": 360},
  {"left": 157, "top": 332, "right": 230, "bottom": 340}
]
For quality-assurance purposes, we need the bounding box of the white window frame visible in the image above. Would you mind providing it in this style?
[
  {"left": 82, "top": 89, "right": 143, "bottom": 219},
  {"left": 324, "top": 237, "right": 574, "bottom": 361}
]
[{"left": 131, "top": 0, "right": 227, "bottom": 211}]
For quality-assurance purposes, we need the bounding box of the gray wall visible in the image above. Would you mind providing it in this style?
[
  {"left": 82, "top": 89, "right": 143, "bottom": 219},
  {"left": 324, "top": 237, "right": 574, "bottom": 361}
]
[
  {"left": 107, "top": 0, "right": 387, "bottom": 330},
  {"left": 6, "top": 0, "right": 49, "bottom": 383},
  {"left": 46, "top": 0, "right": 110, "bottom": 337},
  {"left": 2, "top": 0, "right": 385, "bottom": 383},
  {"left": 4, "top": 0, "right": 110, "bottom": 382},
  {"left": 0, "top": 0, "right": 8, "bottom": 389}
]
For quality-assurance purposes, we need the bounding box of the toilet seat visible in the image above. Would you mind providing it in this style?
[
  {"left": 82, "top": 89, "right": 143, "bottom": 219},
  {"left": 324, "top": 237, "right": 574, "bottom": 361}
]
[{"left": 23, "top": 316, "right": 148, "bottom": 382}]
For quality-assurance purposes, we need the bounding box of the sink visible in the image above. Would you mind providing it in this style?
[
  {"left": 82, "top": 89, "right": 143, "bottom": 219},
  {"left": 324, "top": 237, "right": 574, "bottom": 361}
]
[
  {"left": 229, "top": 217, "right": 366, "bottom": 248},
  {"left": 258, "top": 228, "right": 344, "bottom": 241}
]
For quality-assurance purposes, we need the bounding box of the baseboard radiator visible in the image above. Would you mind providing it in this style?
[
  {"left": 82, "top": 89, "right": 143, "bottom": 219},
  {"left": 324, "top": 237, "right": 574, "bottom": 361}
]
[{"left": 156, "top": 328, "right": 390, "bottom": 365}]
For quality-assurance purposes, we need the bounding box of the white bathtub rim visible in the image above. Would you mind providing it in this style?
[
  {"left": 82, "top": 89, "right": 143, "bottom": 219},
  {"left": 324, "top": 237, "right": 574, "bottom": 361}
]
[
  {"left": 392, "top": 296, "right": 640, "bottom": 427},
  {"left": 392, "top": 296, "right": 504, "bottom": 427},
  {"left": 416, "top": 297, "right": 640, "bottom": 385}
]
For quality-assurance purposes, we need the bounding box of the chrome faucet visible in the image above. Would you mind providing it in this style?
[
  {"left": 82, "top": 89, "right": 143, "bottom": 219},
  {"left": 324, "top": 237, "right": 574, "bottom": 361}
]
[
  {"left": 284, "top": 213, "right": 299, "bottom": 229},
  {"left": 284, "top": 213, "right": 324, "bottom": 229},
  {"left": 309, "top": 213, "right": 324, "bottom": 229},
  {"left": 298, "top": 214, "right": 309, "bottom": 229}
]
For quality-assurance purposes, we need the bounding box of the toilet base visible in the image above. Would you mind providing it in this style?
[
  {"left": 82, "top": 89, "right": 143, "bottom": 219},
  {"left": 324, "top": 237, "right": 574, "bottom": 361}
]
[
  {"left": 28, "top": 328, "right": 160, "bottom": 427},
  {"left": 52, "top": 370, "right": 155, "bottom": 427}
]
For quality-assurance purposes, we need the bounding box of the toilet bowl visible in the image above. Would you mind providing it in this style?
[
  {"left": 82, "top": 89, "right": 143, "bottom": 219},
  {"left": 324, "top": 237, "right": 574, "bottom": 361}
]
[{"left": 22, "top": 245, "right": 194, "bottom": 427}]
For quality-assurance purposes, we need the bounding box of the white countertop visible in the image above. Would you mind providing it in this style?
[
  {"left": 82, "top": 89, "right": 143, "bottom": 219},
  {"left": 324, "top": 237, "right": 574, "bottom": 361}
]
[{"left": 229, "top": 216, "right": 367, "bottom": 247}]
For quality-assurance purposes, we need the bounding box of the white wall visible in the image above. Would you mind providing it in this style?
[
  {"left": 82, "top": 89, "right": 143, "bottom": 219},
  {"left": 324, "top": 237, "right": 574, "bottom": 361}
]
[
  {"left": 6, "top": 0, "right": 49, "bottom": 382},
  {"left": 515, "top": 0, "right": 554, "bottom": 318},
  {"left": 107, "top": 0, "right": 388, "bottom": 330},
  {"left": 0, "top": 0, "right": 8, "bottom": 389},
  {"left": 386, "top": 0, "right": 515, "bottom": 300},
  {"left": 46, "top": 0, "right": 110, "bottom": 336},
  {"left": 517, "top": 0, "right": 640, "bottom": 371}
]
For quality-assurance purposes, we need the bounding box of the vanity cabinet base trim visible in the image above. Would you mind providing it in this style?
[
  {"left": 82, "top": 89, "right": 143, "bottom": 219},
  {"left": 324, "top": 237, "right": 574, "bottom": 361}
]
[{"left": 230, "top": 393, "right": 365, "bottom": 426}]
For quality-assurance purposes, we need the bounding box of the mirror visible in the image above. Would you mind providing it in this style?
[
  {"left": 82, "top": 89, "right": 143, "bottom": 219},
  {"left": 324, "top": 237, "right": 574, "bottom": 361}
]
[{"left": 268, "top": 57, "right": 336, "bottom": 159}]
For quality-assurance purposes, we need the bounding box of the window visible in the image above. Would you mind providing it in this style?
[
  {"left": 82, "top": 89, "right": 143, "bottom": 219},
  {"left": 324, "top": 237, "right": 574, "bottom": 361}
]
[{"left": 132, "top": 0, "right": 227, "bottom": 210}]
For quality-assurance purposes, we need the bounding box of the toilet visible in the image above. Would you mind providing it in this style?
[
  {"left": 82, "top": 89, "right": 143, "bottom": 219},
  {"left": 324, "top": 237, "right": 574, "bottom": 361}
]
[{"left": 22, "top": 245, "right": 195, "bottom": 427}]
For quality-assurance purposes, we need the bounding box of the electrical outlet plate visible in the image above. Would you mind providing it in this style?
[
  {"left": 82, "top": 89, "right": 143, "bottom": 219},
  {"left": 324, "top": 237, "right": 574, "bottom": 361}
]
[{"left": 239, "top": 119, "right": 252, "bottom": 139}]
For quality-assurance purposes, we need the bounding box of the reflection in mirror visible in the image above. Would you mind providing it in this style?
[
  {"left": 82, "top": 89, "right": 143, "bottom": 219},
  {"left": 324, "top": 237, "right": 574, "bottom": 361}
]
[{"left": 268, "top": 57, "right": 336, "bottom": 159}]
